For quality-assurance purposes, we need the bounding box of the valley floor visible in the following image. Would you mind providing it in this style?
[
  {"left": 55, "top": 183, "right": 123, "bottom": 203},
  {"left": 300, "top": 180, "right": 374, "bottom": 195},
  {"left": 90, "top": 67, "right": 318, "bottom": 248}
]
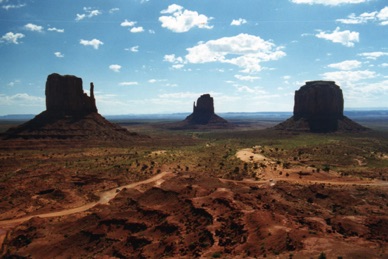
[{"left": 0, "top": 119, "right": 387, "bottom": 258}]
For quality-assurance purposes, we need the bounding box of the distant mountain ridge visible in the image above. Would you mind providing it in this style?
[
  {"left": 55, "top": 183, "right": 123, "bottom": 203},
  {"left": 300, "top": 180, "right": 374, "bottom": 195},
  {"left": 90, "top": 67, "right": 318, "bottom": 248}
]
[{"left": 1, "top": 110, "right": 388, "bottom": 121}]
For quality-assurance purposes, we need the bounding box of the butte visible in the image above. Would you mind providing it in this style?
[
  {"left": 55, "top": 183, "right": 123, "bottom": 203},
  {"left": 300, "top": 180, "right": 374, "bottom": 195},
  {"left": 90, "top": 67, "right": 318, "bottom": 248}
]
[
  {"left": 274, "top": 80, "right": 367, "bottom": 133},
  {"left": 2, "top": 73, "right": 141, "bottom": 141},
  {"left": 183, "top": 94, "right": 230, "bottom": 128}
]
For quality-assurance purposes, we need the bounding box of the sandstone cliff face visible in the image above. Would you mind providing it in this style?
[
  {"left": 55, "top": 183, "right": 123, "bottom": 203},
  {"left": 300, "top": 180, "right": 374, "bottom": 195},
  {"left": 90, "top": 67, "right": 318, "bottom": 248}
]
[
  {"left": 275, "top": 81, "right": 367, "bottom": 132},
  {"left": 45, "top": 73, "right": 97, "bottom": 115},
  {"left": 185, "top": 94, "right": 228, "bottom": 125},
  {"left": 194, "top": 94, "right": 215, "bottom": 115},
  {"left": 294, "top": 81, "right": 343, "bottom": 132},
  {"left": 294, "top": 81, "right": 343, "bottom": 119}
]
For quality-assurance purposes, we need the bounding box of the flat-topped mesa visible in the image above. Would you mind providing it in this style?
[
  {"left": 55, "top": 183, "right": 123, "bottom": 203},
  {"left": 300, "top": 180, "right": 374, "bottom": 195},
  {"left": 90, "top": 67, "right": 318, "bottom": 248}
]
[
  {"left": 185, "top": 94, "right": 227, "bottom": 125},
  {"left": 45, "top": 73, "right": 97, "bottom": 115},
  {"left": 294, "top": 80, "right": 344, "bottom": 132},
  {"left": 274, "top": 80, "right": 367, "bottom": 132}
]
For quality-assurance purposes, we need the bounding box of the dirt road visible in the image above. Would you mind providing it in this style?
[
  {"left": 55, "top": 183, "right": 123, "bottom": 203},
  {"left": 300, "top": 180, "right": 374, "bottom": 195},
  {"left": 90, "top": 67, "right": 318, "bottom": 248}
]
[
  {"left": 0, "top": 171, "right": 172, "bottom": 249},
  {"left": 0, "top": 171, "right": 171, "bottom": 226}
]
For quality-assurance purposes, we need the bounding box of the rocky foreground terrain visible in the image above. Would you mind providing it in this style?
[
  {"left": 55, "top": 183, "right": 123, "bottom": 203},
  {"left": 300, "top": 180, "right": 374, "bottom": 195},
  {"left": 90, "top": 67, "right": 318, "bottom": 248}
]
[{"left": 0, "top": 131, "right": 387, "bottom": 258}]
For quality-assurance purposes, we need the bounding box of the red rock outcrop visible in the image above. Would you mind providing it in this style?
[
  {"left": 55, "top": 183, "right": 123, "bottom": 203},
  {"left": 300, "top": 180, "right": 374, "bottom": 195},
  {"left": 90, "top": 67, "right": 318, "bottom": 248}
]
[
  {"left": 184, "top": 94, "right": 228, "bottom": 125},
  {"left": 2, "top": 73, "right": 141, "bottom": 140},
  {"left": 45, "top": 73, "right": 97, "bottom": 115},
  {"left": 275, "top": 81, "right": 367, "bottom": 132}
]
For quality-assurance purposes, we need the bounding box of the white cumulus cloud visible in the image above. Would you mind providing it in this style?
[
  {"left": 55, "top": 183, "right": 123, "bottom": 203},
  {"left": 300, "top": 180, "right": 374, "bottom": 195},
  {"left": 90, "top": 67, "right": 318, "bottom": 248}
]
[
  {"left": 80, "top": 39, "right": 103, "bottom": 49},
  {"left": 159, "top": 4, "right": 213, "bottom": 33},
  {"left": 129, "top": 46, "right": 139, "bottom": 52},
  {"left": 322, "top": 70, "right": 376, "bottom": 83},
  {"left": 121, "top": 19, "right": 144, "bottom": 33},
  {"left": 291, "top": 0, "right": 369, "bottom": 6},
  {"left": 358, "top": 51, "right": 388, "bottom": 60},
  {"left": 1, "top": 32, "right": 25, "bottom": 44},
  {"left": 231, "top": 18, "right": 247, "bottom": 26},
  {"left": 336, "top": 7, "right": 388, "bottom": 26},
  {"left": 121, "top": 19, "right": 137, "bottom": 27},
  {"left": 7, "top": 80, "right": 21, "bottom": 87},
  {"left": 2, "top": 3, "right": 26, "bottom": 10},
  {"left": 315, "top": 27, "right": 359, "bottom": 47},
  {"left": 109, "top": 8, "right": 119, "bottom": 14},
  {"left": 119, "top": 82, "right": 138, "bottom": 86},
  {"left": 327, "top": 60, "right": 361, "bottom": 70},
  {"left": 158, "top": 92, "right": 201, "bottom": 99},
  {"left": 164, "top": 54, "right": 184, "bottom": 64},
  {"left": 76, "top": 7, "right": 101, "bottom": 21},
  {"left": 48, "top": 27, "right": 64, "bottom": 33},
  {"left": 234, "top": 74, "right": 260, "bottom": 82},
  {"left": 0, "top": 93, "right": 44, "bottom": 107},
  {"left": 377, "top": 6, "right": 388, "bottom": 25},
  {"left": 161, "top": 4, "right": 183, "bottom": 14},
  {"left": 54, "top": 52, "right": 64, "bottom": 58},
  {"left": 109, "top": 64, "right": 121, "bottom": 72},
  {"left": 183, "top": 33, "right": 286, "bottom": 73},
  {"left": 336, "top": 12, "right": 377, "bottom": 24},
  {"left": 24, "top": 23, "right": 44, "bottom": 32},
  {"left": 130, "top": 26, "right": 144, "bottom": 33}
]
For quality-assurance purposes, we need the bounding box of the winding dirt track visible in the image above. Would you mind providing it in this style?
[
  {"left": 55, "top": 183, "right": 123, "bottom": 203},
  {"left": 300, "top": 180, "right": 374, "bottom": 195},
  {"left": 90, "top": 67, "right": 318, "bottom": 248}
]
[
  {"left": 1, "top": 165, "right": 387, "bottom": 250},
  {"left": 1, "top": 164, "right": 386, "bottom": 228},
  {"left": 235, "top": 148, "right": 388, "bottom": 187},
  {"left": 0, "top": 171, "right": 172, "bottom": 227}
]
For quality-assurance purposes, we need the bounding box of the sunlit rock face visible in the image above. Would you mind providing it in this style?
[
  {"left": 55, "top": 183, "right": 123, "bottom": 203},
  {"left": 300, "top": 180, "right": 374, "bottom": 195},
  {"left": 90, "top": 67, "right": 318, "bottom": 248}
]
[
  {"left": 185, "top": 94, "right": 227, "bottom": 125},
  {"left": 45, "top": 73, "right": 97, "bottom": 115},
  {"left": 275, "top": 81, "right": 367, "bottom": 133}
]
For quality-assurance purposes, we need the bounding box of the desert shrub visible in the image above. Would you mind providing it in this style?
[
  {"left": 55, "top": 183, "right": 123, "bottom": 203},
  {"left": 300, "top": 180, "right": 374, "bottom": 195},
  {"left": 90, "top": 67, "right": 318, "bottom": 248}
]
[
  {"left": 244, "top": 163, "right": 248, "bottom": 171},
  {"left": 253, "top": 163, "right": 259, "bottom": 169}
]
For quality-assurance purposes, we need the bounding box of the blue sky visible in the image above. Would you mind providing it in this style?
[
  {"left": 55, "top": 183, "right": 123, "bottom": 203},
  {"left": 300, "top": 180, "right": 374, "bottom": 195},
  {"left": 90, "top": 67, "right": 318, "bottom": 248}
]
[{"left": 0, "top": 0, "right": 387, "bottom": 115}]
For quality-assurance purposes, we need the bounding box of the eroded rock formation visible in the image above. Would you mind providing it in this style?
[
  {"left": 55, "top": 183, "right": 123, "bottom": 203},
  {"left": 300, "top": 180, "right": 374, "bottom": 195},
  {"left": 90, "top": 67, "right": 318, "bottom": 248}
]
[
  {"left": 2, "top": 73, "right": 140, "bottom": 140},
  {"left": 45, "top": 73, "right": 97, "bottom": 115},
  {"left": 275, "top": 81, "right": 367, "bottom": 132},
  {"left": 184, "top": 94, "right": 228, "bottom": 125}
]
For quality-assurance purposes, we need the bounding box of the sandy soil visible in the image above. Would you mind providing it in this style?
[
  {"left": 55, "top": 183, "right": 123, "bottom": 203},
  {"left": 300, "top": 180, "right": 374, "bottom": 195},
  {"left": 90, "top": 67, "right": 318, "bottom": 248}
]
[
  {"left": 0, "top": 171, "right": 172, "bottom": 248},
  {"left": 1, "top": 140, "right": 387, "bottom": 258},
  {"left": 1, "top": 165, "right": 387, "bottom": 258},
  {"left": 235, "top": 147, "right": 269, "bottom": 163}
]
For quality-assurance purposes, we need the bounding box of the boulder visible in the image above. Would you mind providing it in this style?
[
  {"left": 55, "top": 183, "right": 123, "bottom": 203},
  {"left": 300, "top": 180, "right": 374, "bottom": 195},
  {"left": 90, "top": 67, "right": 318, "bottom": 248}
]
[{"left": 275, "top": 81, "right": 367, "bottom": 132}]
